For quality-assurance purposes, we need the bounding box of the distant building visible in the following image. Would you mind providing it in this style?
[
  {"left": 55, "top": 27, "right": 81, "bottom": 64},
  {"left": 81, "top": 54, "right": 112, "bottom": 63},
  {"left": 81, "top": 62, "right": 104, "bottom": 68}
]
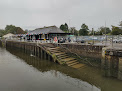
[
  {"left": 3, "top": 33, "right": 16, "bottom": 40},
  {"left": 27, "top": 26, "right": 70, "bottom": 40}
]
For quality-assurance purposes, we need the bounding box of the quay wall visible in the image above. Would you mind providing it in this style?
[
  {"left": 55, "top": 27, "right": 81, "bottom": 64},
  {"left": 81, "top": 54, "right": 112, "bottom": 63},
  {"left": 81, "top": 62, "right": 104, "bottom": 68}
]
[
  {"left": 3, "top": 40, "right": 122, "bottom": 80},
  {"left": 0, "top": 40, "right": 2, "bottom": 46},
  {"left": 6, "top": 41, "right": 53, "bottom": 62},
  {"left": 56, "top": 43, "right": 105, "bottom": 59},
  {"left": 5, "top": 41, "right": 105, "bottom": 67}
]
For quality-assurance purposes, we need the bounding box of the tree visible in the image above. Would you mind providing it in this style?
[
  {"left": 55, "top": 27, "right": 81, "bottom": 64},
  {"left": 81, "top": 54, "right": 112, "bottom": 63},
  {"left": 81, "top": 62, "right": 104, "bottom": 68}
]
[
  {"left": 81, "top": 23, "right": 89, "bottom": 30},
  {"left": 79, "top": 23, "right": 89, "bottom": 36},
  {"left": 0, "top": 29, "right": 5, "bottom": 37},
  {"left": 60, "top": 23, "right": 69, "bottom": 32},
  {"left": 5, "top": 25, "right": 25, "bottom": 34},
  {"left": 92, "top": 27, "right": 111, "bottom": 35},
  {"left": 5, "top": 25, "right": 17, "bottom": 34},
  {"left": 64, "top": 23, "right": 68, "bottom": 31},
  {"left": 95, "top": 27, "right": 111, "bottom": 35},
  {"left": 95, "top": 30, "right": 102, "bottom": 35},
  {"left": 99, "top": 27, "right": 111, "bottom": 34},
  {"left": 89, "top": 28, "right": 96, "bottom": 35},
  {"left": 60, "top": 24, "right": 65, "bottom": 31},
  {"left": 70, "top": 27, "right": 78, "bottom": 36},
  {"left": 111, "top": 26, "right": 122, "bottom": 35},
  {"left": 0, "top": 25, "right": 26, "bottom": 37}
]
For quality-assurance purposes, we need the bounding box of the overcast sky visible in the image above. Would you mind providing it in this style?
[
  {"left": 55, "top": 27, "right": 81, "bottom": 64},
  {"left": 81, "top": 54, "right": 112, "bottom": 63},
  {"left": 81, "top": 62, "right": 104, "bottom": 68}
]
[{"left": 0, "top": 0, "right": 122, "bottom": 30}]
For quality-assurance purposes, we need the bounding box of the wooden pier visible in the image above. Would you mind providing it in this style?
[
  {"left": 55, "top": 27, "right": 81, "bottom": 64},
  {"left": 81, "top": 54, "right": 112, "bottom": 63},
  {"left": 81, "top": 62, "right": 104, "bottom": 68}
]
[
  {"left": 2, "top": 40, "right": 122, "bottom": 80},
  {"left": 6, "top": 41, "right": 85, "bottom": 69}
]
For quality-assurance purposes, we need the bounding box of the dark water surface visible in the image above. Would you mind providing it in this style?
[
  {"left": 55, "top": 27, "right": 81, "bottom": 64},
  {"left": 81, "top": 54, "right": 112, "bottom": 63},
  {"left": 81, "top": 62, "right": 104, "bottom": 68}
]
[{"left": 0, "top": 47, "right": 122, "bottom": 91}]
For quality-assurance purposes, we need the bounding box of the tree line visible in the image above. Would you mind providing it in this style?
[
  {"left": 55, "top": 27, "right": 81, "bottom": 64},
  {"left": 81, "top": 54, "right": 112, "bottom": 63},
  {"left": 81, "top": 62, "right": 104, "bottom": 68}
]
[
  {"left": 60, "top": 21, "right": 122, "bottom": 36},
  {"left": 0, "top": 25, "right": 26, "bottom": 37},
  {"left": 0, "top": 21, "right": 122, "bottom": 37}
]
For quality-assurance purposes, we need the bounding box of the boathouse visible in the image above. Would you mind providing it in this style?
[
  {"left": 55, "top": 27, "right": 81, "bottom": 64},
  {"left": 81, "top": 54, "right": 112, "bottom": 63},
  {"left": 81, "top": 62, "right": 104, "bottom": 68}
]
[{"left": 27, "top": 26, "right": 69, "bottom": 41}]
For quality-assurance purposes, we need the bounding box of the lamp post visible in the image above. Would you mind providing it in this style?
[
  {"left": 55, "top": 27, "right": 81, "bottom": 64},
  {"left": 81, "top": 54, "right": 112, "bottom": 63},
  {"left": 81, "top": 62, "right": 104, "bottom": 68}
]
[
  {"left": 105, "top": 21, "right": 107, "bottom": 46},
  {"left": 92, "top": 28, "right": 94, "bottom": 45}
]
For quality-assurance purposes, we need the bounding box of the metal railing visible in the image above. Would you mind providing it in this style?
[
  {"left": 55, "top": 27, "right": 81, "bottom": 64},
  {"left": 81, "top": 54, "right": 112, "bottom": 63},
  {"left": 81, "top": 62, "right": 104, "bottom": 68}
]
[
  {"left": 4, "top": 35, "right": 122, "bottom": 47},
  {"left": 57, "top": 43, "right": 94, "bottom": 66}
]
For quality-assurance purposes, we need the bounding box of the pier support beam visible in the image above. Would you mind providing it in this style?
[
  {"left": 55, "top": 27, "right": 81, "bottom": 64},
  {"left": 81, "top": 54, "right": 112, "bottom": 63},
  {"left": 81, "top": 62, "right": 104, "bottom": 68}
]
[
  {"left": 102, "top": 47, "right": 122, "bottom": 80},
  {"left": 41, "top": 49, "right": 44, "bottom": 59}
]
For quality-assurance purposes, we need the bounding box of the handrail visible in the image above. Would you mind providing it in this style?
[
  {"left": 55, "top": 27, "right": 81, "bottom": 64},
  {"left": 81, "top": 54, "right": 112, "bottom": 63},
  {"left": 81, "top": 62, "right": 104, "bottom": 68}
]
[{"left": 57, "top": 43, "right": 94, "bottom": 66}]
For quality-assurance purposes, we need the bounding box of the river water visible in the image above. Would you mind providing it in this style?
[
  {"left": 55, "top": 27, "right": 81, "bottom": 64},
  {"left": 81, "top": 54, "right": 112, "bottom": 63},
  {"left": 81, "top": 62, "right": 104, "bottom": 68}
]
[{"left": 0, "top": 47, "right": 122, "bottom": 91}]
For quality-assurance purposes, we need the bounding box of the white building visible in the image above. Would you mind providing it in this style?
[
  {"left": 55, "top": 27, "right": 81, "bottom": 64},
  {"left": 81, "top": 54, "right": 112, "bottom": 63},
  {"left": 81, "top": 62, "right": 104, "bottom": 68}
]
[{"left": 3, "top": 33, "right": 16, "bottom": 40}]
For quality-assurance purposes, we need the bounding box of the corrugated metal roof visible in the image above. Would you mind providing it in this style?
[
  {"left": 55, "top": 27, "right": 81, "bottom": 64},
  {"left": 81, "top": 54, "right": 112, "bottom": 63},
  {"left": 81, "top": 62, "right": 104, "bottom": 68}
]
[{"left": 29, "top": 26, "right": 65, "bottom": 34}]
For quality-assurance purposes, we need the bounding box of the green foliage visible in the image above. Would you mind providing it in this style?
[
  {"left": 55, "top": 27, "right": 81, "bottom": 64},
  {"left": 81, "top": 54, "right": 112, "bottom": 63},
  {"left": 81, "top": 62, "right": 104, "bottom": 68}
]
[
  {"left": 81, "top": 23, "right": 89, "bottom": 30},
  {"left": 79, "top": 29, "right": 88, "bottom": 36},
  {"left": 0, "top": 29, "right": 6, "bottom": 37},
  {"left": 89, "top": 28, "right": 95, "bottom": 35},
  {"left": 79, "top": 23, "right": 89, "bottom": 36},
  {"left": 95, "top": 31, "right": 102, "bottom": 35},
  {"left": 60, "top": 23, "right": 69, "bottom": 32},
  {"left": 5, "top": 25, "right": 25, "bottom": 34},
  {"left": 5, "top": 25, "right": 16, "bottom": 34},
  {"left": 70, "top": 27, "right": 78, "bottom": 36},
  {"left": 111, "top": 26, "right": 122, "bottom": 35},
  {"left": 99, "top": 27, "right": 111, "bottom": 34},
  {"left": 94, "top": 27, "right": 111, "bottom": 35},
  {"left": 0, "top": 25, "right": 26, "bottom": 37}
]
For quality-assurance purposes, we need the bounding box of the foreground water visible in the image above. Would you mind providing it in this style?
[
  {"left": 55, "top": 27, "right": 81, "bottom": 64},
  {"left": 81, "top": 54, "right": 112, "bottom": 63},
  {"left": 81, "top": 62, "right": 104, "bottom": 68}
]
[{"left": 0, "top": 47, "right": 122, "bottom": 91}]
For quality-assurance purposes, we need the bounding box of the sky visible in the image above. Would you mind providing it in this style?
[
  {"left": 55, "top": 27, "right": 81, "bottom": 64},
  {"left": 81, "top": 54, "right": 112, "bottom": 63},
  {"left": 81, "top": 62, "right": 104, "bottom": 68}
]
[{"left": 0, "top": 0, "right": 122, "bottom": 31}]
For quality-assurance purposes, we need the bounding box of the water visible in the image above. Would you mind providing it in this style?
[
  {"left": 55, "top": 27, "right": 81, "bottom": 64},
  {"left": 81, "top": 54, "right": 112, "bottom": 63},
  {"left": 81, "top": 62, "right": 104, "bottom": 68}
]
[{"left": 0, "top": 47, "right": 122, "bottom": 91}]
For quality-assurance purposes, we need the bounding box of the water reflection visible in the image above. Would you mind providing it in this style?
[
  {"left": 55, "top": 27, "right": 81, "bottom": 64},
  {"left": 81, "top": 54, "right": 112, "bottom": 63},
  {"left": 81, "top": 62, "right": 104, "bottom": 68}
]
[
  {"left": 2, "top": 47, "right": 122, "bottom": 91},
  {"left": 3, "top": 48, "right": 100, "bottom": 91}
]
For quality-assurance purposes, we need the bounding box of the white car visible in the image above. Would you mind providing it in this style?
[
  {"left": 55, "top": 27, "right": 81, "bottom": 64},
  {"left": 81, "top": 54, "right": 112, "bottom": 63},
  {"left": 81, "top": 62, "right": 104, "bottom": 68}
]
[{"left": 113, "top": 38, "right": 122, "bottom": 43}]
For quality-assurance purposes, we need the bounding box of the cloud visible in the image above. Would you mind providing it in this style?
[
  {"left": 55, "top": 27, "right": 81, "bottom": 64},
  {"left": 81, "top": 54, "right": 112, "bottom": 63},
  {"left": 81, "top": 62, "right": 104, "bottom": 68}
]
[
  {"left": 0, "top": 0, "right": 122, "bottom": 30},
  {"left": 104, "top": 0, "right": 122, "bottom": 9}
]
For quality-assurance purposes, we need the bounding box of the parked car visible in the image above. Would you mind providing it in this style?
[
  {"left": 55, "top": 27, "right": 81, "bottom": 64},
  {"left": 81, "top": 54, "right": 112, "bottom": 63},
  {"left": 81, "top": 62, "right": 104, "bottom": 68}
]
[
  {"left": 58, "top": 38, "right": 65, "bottom": 43},
  {"left": 73, "top": 38, "right": 86, "bottom": 43},
  {"left": 113, "top": 38, "right": 122, "bottom": 43}
]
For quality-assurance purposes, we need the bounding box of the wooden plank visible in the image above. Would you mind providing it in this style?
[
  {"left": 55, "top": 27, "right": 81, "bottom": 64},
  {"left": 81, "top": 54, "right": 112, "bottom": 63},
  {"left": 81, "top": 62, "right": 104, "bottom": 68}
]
[
  {"left": 71, "top": 64, "right": 85, "bottom": 69},
  {"left": 61, "top": 58, "right": 76, "bottom": 62},
  {"left": 66, "top": 60, "right": 77, "bottom": 64},
  {"left": 54, "top": 52, "right": 65, "bottom": 55},
  {"left": 68, "top": 62, "right": 79, "bottom": 66}
]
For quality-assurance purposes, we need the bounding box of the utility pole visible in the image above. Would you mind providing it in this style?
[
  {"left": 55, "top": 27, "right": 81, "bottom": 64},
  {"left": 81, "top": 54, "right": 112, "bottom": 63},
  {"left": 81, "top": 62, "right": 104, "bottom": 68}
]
[
  {"left": 112, "top": 35, "right": 113, "bottom": 47},
  {"left": 92, "top": 28, "right": 94, "bottom": 45},
  {"left": 105, "top": 21, "right": 107, "bottom": 46},
  {"left": 69, "top": 19, "right": 70, "bottom": 33}
]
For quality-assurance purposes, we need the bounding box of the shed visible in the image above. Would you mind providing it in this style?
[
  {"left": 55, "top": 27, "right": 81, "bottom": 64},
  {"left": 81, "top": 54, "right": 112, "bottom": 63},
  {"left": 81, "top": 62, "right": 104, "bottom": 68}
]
[{"left": 27, "top": 26, "right": 70, "bottom": 40}]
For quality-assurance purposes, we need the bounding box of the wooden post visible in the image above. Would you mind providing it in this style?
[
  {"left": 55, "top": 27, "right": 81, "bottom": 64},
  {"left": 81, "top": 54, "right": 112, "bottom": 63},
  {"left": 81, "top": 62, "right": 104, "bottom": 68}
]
[
  {"left": 48, "top": 55, "right": 51, "bottom": 61},
  {"left": 41, "top": 49, "right": 43, "bottom": 59},
  {"left": 118, "top": 58, "right": 122, "bottom": 80},
  {"left": 44, "top": 51, "right": 46, "bottom": 60},
  {"left": 39, "top": 47, "right": 41, "bottom": 58},
  {"left": 38, "top": 47, "right": 40, "bottom": 58},
  {"left": 34, "top": 46, "right": 35, "bottom": 56}
]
